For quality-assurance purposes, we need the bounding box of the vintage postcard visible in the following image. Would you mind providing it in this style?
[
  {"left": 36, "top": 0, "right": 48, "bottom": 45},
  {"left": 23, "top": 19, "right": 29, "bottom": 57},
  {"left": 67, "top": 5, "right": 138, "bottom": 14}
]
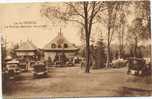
[{"left": 0, "top": 0, "right": 151, "bottom": 98}]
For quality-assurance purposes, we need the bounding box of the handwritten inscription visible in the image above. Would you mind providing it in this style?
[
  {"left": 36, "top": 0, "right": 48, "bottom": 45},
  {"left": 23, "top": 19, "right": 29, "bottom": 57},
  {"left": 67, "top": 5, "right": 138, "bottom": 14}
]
[{"left": 5, "top": 21, "right": 47, "bottom": 28}]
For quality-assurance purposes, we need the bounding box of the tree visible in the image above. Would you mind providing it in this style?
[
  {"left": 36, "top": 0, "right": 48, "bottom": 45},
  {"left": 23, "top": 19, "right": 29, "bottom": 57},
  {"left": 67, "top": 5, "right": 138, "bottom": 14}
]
[
  {"left": 93, "top": 33, "right": 106, "bottom": 69},
  {"left": 97, "top": 2, "right": 121, "bottom": 68},
  {"left": 1, "top": 36, "right": 7, "bottom": 68},
  {"left": 96, "top": 1, "right": 131, "bottom": 68},
  {"left": 127, "top": 18, "right": 146, "bottom": 57},
  {"left": 40, "top": 1, "right": 105, "bottom": 73},
  {"left": 105, "top": 2, "right": 116, "bottom": 68},
  {"left": 133, "top": 1, "right": 151, "bottom": 59},
  {"left": 117, "top": 12, "right": 126, "bottom": 58},
  {"left": 134, "top": 1, "right": 151, "bottom": 39},
  {"left": 115, "top": 2, "right": 130, "bottom": 58}
]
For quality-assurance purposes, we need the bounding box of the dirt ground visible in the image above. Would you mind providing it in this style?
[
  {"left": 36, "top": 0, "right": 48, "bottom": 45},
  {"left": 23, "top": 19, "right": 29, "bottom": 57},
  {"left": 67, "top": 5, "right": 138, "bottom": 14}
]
[{"left": 3, "top": 65, "right": 152, "bottom": 98}]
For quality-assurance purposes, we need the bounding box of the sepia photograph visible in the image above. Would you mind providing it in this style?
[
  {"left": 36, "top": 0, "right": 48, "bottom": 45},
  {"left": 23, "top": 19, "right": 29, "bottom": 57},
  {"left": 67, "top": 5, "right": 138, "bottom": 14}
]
[{"left": 0, "top": 0, "right": 152, "bottom": 98}]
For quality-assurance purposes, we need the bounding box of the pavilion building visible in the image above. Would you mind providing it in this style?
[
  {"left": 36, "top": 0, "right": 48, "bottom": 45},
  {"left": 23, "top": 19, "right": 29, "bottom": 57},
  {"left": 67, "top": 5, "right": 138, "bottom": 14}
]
[
  {"left": 43, "top": 29, "right": 79, "bottom": 63},
  {"left": 15, "top": 40, "right": 38, "bottom": 61}
]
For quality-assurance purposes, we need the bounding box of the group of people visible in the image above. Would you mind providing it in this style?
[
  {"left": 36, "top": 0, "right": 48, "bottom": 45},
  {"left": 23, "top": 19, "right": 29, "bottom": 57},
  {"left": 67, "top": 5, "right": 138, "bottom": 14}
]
[{"left": 46, "top": 53, "right": 81, "bottom": 66}]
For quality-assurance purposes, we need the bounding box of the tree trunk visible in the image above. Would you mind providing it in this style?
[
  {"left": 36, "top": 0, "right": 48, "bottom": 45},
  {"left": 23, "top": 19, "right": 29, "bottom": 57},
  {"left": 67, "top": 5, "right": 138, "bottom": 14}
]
[
  {"left": 85, "top": 36, "right": 90, "bottom": 73},
  {"left": 106, "top": 41, "right": 111, "bottom": 68},
  {"left": 106, "top": 23, "right": 111, "bottom": 68},
  {"left": 83, "top": 2, "right": 91, "bottom": 73},
  {"left": 134, "top": 37, "right": 138, "bottom": 57},
  {"left": 120, "top": 22, "right": 125, "bottom": 58}
]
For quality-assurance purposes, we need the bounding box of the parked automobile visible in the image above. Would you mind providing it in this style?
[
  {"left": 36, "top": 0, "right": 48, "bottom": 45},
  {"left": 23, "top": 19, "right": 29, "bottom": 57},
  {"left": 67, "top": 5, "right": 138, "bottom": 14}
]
[
  {"left": 127, "top": 57, "right": 148, "bottom": 76},
  {"left": 111, "top": 58, "right": 128, "bottom": 68},
  {"left": 30, "top": 61, "right": 35, "bottom": 67},
  {"left": 19, "top": 62, "right": 27, "bottom": 72},
  {"left": 5, "top": 60, "right": 21, "bottom": 79},
  {"left": 142, "top": 59, "right": 151, "bottom": 76},
  {"left": 2, "top": 67, "right": 9, "bottom": 81},
  {"left": 73, "top": 56, "right": 80, "bottom": 64},
  {"left": 66, "top": 58, "right": 74, "bottom": 66},
  {"left": 32, "top": 61, "right": 48, "bottom": 78}
]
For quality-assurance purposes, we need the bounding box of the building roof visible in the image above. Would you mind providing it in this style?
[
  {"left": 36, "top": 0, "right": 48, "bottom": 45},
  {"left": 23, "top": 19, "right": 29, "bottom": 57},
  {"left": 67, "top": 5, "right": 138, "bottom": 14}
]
[
  {"left": 7, "top": 59, "right": 19, "bottom": 64},
  {"left": 5, "top": 55, "right": 12, "bottom": 60},
  {"left": 16, "top": 40, "right": 37, "bottom": 51},
  {"left": 43, "top": 29, "right": 79, "bottom": 51}
]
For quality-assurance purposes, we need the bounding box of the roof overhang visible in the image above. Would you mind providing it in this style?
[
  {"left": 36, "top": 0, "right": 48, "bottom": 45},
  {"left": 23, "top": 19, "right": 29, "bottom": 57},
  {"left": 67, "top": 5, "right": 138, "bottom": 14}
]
[
  {"left": 15, "top": 49, "right": 36, "bottom": 52},
  {"left": 43, "top": 48, "right": 79, "bottom": 52}
]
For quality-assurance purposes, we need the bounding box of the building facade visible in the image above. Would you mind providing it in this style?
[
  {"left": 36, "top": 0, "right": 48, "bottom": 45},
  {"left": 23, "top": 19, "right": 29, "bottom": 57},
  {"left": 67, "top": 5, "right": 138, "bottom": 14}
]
[
  {"left": 15, "top": 40, "right": 38, "bottom": 61},
  {"left": 43, "top": 30, "right": 79, "bottom": 63}
]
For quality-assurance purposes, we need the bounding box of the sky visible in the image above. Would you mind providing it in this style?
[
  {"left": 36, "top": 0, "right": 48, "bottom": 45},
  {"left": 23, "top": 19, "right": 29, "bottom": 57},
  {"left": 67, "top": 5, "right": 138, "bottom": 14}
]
[
  {"left": 0, "top": 2, "right": 135, "bottom": 49},
  {"left": 0, "top": 3, "right": 83, "bottom": 48}
]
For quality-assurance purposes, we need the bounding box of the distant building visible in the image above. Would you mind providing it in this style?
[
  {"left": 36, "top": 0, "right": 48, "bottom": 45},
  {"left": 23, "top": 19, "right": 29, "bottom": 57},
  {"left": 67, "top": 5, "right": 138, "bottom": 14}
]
[
  {"left": 15, "top": 40, "right": 37, "bottom": 61},
  {"left": 43, "top": 29, "right": 79, "bottom": 62}
]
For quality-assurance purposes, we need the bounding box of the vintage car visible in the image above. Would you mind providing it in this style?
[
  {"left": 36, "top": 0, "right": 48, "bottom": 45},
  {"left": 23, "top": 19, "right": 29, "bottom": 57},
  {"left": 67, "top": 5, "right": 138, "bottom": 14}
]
[
  {"left": 32, "top": 61, "right": 48, "bottom": 78},
  {"left": 2, "top": 66, "right": 9, "bottom": 81},
  {"left": 66, "top": 59, "right": 74, "bottom": 66},
  {"left": 30, "top": 61, "right": 35, "bottom": 67},
  {"left": 66, "top": 58, "right": 74, "bottom": 66},
  {"left": 142, "top": 58, "right": 151, "bottom": 76},
  {"left": 127, "top": 57, "right": 146, "bottom": 76},
  {"left": 19, "top": 62, "right": 27, "bottom": 72},
  {"left": 5, "top": 60, "right": 21, "bottom": 79},
  {"left": 111, "top": 58, "right": 128, "bottom": 68},
  {"left": 73, "top": 56, "right": 80, "bottom": 64}
]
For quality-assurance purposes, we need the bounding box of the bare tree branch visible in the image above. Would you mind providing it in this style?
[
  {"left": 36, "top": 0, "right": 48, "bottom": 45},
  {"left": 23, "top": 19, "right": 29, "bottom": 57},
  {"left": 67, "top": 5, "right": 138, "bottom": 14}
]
[
  {"left": 65, "top": 3, "right": 85, "bottom": 19},
  {"left": 88, "top": 2, "right": 96, "bottom": 35},
  {"left": 92, "top": 2, "right": 105, "bottom": 19},
  {"left": 67, "top": 18, "right": 84, "bottom": 26}
]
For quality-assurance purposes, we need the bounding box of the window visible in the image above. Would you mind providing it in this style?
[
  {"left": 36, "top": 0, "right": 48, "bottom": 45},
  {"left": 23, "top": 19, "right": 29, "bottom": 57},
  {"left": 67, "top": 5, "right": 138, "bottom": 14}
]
[
  {"left": 64, "top": 43, "right": 68, "bottom": 48},
  {"left": 58, "top": 44, "right": 62, "bottom": 48},
  {"left": 51, "top": 43, "right": 56, "bottom": 48}
]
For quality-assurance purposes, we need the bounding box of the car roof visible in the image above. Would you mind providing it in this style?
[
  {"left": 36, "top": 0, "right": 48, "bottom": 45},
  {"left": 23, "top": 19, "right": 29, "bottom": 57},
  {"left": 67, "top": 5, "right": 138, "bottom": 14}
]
[{"left": 7, "top": 60, "right": 19, "bottom": 64}]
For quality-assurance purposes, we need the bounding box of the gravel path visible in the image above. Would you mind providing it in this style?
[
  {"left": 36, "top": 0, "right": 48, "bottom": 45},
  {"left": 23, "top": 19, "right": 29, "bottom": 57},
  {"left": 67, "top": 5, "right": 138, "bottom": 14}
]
[{"left": 3, "top": 66, "right": 152, "bottom": 98}]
